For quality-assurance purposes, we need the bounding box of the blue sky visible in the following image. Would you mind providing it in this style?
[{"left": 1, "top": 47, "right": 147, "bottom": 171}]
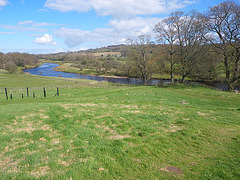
[{"left": 0, "top": 0, "right": 239, "bottom": 54}]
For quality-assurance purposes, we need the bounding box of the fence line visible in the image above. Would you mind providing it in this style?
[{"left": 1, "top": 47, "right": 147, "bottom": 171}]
[
  {"left": 0, "top": 86, "right": 60, "bottom": 100},
  {"left": 0, "top": 81, "right": 132, "bottom": 101}
]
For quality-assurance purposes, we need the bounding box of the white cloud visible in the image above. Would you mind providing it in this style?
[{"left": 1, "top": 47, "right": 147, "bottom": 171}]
[
  {"left": 45, "top": 0, "right": 197, "bottom": 18},
  {"left": 0, "top": 20, "right": 61, "bottom": 33},
  {"left": 54, "top": 17, "right": 162, "bottom": 47},
  {"left": 0, "top": 24, "right": 48, "bottom": 32},
  {"left": 55, "top": 28, "right": 89, "bottom": 47},
  {"left": 34, "top": 34, "right": 57, "bottom": 45},
  {"left": 18, "top": 20, "right": 34, "bottom": 25},
  {"left": 45, "top": 0, "right": 91, "bottom": 12},
  {"left": 0, "top": 0, "right": 8, "bottom": 7},
  {"left": 18, "top": 20, "right": 59, "bottom": 27},
  {"left": 0, "top": 31, "right": 17, "bottom": 34}
]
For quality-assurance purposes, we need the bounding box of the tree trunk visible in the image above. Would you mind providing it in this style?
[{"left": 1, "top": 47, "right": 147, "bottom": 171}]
[
  {"left": 224, "top": 56, "right": 231, "bottom": 91},
  {"left": 143, "top": 74, "right": 147, "bottom": 85},
  {"left": 181, "top": 66, "right": 186, "bottom": 83},
  {"left": 170, "top": 53, "right": 174, "bottom": 84},
  {"left": 181, "top": 75, "right": 186, "bottom": 84}
]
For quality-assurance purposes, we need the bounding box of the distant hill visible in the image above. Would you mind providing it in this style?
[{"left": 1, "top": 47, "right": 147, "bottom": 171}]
[{"left": 37, "top": 44, "right": 129, "bottom": 60}]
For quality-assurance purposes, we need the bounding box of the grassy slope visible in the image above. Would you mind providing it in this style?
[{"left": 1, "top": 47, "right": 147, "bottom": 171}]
[{"left": 0, "top": 73, "right": 239, "bottom": 179}]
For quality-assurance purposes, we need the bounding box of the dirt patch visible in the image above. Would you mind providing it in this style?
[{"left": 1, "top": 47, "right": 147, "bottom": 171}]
[
  {"left": 179, "top": 100, "right": 189, "bottom": 105},
  {"left": 63, "top": 114, "right": 73, "bottom": 118},
  {"left": 41, "top": 124, "right": 50, "bottom": 131},
  {"left": 59, "top": 161, "right": 71, "bottom": 166},
  {"left": 30, "top": 166, "right": 50, "bottom": 178},
  {"left": 198, "top": 112, "right": 207, "bottom": 116},
  {"left": 98, "top": 167, "right": 104, "bottom": 171},
  {"left": 0, "top": 157, "right": 18, "bottom": 173},
  {"left": 95, "top": 114, "right": 110, "bottom": 119},
  {"left": 109, "top": 135, "right": 131, "bottom": 140},
  {"left": 39, "top": 113, "right": 49, "bottom": 119},
  {"left": 130, "top": 110, "right": 141, "bottom": 113},
  {"left": 15, "top": 124, "right": 36, "bottom": 133},
  {"left": 133, "top": 158, "right": 141, "bottom": 162},
  {"left": 95, "top": 124, "right": 130, "bottom": 140},
  {"left": 122, "top": 105, "right": 139, "bottom": 109},
  {"left": 39, "top": 137, "right": 46, "bottom": 142},
  {"left": 160, "top": 166, "right": 182, "bottom": 174},
  {"left": 79, "top": 103, "right": 98, "bottom": 107},
  {"left": 52, "top": 138, "right": 60, "bottom": 144},
  {"left": 165, "top": 125, "right": 183, "bottom": 132}
]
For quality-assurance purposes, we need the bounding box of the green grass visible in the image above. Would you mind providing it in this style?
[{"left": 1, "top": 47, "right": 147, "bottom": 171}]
[
  {"left": 0, "top": 73, "right": 239, "bottom": 179},
  {"left": 0, "top": 69, "right": 9, "bottom": 74}
]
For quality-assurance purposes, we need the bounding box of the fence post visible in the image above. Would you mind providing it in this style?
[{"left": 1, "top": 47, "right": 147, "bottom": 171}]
[
  {"left": 43, "top": 87, "right": 46, "bottom": 97},
  {"left": 57, "top": 87, "right": 59, "bottom": 96},
  {"left": 22, "top": 93, "right": 24, "bottom": 99},
  {"left": 27, "top": 87, "right": 29, "bottom": 97},
  {"left": 5, "top": 88, "right": 8, "bottom": 100},
  {"left": 10, "top": 94, "right": 12, "bottom": 100},
  {"left": 33, "top": 93, "right": 35, "bottom": 98}
]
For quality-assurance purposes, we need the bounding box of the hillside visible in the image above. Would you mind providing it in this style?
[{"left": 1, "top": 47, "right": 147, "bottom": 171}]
[{"left": 0, "top": 73, "right": 239, "bottom": 179}]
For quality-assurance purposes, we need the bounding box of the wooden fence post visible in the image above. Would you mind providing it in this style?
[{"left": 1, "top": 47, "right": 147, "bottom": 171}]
[
  {"left": 33, "top": 93, "right": 35, "bottom": 98},
  {"left": 43, "top": 87, "right": 46, "bottom": 97},
  {"left": 27, "top": 87, "right": 29, "bottom": 97},
  {"left": 10, "top": 94, "right": 12, "bottom": 100},
  {"left": 5, "top": 88, "right": 8, "bottom": 100},
  {"left": 22, "top": 93, "right": 24, "bottom": 99}
]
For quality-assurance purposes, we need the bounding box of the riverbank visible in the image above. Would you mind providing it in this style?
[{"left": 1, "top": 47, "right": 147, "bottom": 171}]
[
  {"left": 54, "top": 62, "right": 192, "bottom": 81},
  {"left": 23, "top": 62, "right": 239, "bottom": 91}
]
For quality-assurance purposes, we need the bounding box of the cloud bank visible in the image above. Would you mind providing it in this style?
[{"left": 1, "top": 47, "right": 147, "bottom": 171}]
[
  {"left": 45, "top": 0, "right": 197, "bottom": 49},
  {"left": 54, "top": 17, "right": 162, "bottom": 47},
  {"left": 45, "top": 0, "right": 196, "bottom": 18}
]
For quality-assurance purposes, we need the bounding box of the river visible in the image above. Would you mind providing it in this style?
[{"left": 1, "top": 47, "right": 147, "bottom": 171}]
[
  {"left": 24, "top": 63, "right": 172, "bottom": 86},
  {"left": 24, "top": 63, "right": 238, "bottom": 91}
]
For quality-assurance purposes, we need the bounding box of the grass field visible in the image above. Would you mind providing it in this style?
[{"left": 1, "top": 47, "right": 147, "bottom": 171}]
[{"left": 0, "top": 73, "right": 239, "bottom": 179}]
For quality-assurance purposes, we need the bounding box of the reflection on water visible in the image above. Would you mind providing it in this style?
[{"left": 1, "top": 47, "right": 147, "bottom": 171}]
[{"left": 24, "top": 63, "right": 171, "bottom": 86}]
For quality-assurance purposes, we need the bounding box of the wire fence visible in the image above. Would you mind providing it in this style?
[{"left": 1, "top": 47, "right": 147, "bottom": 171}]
[
  {"left": 0, "top": 86, "right": 59, "bottom": 100},
  {"left": 0, "top": 80, "right": 132, "bottom": 101}
]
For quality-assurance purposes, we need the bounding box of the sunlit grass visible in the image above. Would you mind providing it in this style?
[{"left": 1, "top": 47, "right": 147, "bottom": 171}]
[{"left": 0, "top": 74, "right": 239, "bottom": 179}]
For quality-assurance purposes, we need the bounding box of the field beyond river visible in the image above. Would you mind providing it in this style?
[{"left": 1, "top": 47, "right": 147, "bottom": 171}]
[{"left": 0, "top": 73, "right": 239, "bottom": 179}]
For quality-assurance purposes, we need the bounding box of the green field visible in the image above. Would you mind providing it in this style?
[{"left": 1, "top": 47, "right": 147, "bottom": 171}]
[{"left": 0, "top": 73, "right": 239, "bottom": 179}]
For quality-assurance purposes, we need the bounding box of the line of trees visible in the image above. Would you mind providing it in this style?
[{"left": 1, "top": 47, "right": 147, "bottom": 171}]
[
  {"left": 0, "top": 53, "right": 38, "bottom": 73},
  {"left": 128, "top": 1, "right": 239, "bottom": 90}
]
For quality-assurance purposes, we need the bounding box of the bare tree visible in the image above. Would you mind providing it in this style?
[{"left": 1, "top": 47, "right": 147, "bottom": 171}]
[
  {"left": 204, "top": 1, "right": 240, "bottom": 90},
  {"left": 174, "top": 11, "right": 208, "bottom": 83},
  {"left": 154, "top": 13, "right": 179, "bottom": 83},
  {"left": 127, "top": 35, "right": 156, "bottom": 85}
]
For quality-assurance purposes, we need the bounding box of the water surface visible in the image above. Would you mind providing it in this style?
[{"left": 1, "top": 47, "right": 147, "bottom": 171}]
[
  {"left": 24, "top": 63, "right": 171, "bottom": 86},
  {"left": 24, "top": 63, "right": 239, "bottom": 91}
]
